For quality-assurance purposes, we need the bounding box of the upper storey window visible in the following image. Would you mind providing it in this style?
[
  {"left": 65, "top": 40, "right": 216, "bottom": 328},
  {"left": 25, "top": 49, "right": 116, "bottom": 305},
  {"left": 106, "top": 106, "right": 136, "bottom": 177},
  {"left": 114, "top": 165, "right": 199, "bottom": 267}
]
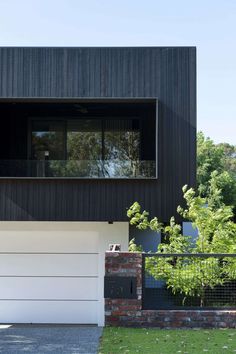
[
  {"left": 0, "top": 100, "right": 157, "bottom": 178},
  {"left": 31, "top": 117, "right": 153, "bottom": 178}
]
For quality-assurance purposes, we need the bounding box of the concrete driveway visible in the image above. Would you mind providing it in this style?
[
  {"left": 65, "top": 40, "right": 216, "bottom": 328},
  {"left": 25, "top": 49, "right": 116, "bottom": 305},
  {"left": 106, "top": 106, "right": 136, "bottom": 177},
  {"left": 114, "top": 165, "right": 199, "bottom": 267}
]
[{"left": 0, "top": 325, "right": 102, "bottom": 354}]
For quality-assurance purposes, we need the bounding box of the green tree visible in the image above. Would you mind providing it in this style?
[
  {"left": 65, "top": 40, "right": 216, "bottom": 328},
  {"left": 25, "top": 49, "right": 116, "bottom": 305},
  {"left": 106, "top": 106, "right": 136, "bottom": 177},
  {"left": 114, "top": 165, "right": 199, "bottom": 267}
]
[
  {"left": 197, "top": 132, "right": 224, "bottom": 196},
  {"left": 197, "top": 132, "right": 236, "bottom": 215},
  {"left": 127, "top": 186, "right": 236, "bottom": 306},
  {"left": 218, "top": 142, "right": 236, "bottom": 178},
  {"left": 208, "top": 171, "right": 236, "bottom": 214}
]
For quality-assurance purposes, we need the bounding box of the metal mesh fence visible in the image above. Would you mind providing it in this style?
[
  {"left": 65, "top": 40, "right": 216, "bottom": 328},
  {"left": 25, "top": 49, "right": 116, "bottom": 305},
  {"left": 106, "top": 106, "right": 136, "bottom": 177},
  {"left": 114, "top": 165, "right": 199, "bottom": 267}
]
[{"left": 142, "top": 254, "right": 236, "bottom": 310}]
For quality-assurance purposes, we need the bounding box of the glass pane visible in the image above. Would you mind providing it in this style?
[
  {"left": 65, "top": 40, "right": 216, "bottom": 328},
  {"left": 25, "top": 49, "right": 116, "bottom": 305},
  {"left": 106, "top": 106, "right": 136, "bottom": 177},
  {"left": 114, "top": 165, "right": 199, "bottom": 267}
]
[
  {"left": 31, "top": 120, "right": 65, "bottom": 160},
  {"left": 27, "top": 115, "right": 155, "bottom": 178},
  {"left": 66, "top": 119, "right": 102, "bottom": 177},
  {"left": 104, "top": 119, "right": 141, "bottom": 177}
]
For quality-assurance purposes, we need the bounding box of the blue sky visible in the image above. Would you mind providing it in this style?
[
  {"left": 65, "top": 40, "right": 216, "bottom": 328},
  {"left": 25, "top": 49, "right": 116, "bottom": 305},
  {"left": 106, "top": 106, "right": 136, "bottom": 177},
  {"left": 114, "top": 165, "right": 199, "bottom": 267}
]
[{"left": 0, "top": 0, "right": 235, "bottom": 144}]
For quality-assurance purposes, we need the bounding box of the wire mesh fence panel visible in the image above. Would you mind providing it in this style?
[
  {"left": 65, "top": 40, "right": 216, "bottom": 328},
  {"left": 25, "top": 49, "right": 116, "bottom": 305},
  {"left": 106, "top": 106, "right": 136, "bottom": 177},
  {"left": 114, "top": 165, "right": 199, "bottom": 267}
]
[{"left": 142, "top": 254, "right": 236, "bottom": 310}]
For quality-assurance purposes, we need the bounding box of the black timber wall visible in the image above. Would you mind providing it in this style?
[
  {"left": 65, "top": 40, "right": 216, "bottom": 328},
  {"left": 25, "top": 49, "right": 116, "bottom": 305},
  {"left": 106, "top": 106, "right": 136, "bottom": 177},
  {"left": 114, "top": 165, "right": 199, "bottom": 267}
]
[{"left": 0, "top": 47, "right": 196, "bottom": 222}]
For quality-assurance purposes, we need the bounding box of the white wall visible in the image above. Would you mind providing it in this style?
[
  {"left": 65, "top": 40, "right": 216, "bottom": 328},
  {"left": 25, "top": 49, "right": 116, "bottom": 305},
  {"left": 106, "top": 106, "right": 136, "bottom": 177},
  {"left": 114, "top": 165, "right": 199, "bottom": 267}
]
[{"left": 0, "top": 221, "right": 129, "bottom": 326}]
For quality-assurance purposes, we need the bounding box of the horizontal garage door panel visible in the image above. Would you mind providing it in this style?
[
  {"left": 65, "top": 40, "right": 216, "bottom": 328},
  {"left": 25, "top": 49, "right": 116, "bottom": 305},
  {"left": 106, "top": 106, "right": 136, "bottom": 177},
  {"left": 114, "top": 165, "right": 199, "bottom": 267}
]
[
  {"left": 0, "top": 301, "right": 98, "bottom": 324},
  {"left": 0, "top": 231, "right": 99, "bottom": 253},
  {"left": 0, "top": 254, "right": 98, "bottom": 276},
  {"left": 0, "top": 277, "right": 98, "bottom": 300},
  {"left": 0, "top": 221, "right": 130, "bottom": 324}
]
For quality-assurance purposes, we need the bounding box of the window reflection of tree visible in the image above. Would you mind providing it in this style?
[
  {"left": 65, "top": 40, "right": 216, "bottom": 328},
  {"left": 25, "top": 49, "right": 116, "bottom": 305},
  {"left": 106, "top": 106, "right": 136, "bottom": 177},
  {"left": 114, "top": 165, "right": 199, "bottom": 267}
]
[
  {"left": 31, "top": 118, "right": 153, "bottom": 178},
  {"left": 104, "top": 119, "right": 141, "bottom": 177},
  {"left": 32, "top": 131, "right": 64, "bottom": 160},
  {"left": 64, "top": 119, "right": 142, "bottom": 178}
]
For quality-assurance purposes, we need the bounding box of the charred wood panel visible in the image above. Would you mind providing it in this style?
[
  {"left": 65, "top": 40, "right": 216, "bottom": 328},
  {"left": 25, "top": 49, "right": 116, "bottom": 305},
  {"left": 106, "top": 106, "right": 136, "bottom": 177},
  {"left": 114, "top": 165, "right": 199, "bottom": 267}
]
[{"left": 0, "top": 47, "right": 196, "bottom": 222}]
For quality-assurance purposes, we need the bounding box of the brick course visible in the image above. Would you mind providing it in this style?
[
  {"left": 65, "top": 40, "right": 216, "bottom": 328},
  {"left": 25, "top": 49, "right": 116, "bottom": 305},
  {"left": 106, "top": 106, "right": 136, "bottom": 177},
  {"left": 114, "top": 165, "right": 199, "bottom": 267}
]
[{"left": 105, "top": 252, "right": 236, "bottom": 328}]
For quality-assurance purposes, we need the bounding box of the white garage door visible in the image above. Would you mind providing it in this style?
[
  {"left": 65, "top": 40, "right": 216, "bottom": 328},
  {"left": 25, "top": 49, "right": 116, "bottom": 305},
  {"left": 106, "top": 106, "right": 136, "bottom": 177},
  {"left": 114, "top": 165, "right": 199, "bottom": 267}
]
[{"left": 0, "top": 222, "right": 128, "bottom": 325}]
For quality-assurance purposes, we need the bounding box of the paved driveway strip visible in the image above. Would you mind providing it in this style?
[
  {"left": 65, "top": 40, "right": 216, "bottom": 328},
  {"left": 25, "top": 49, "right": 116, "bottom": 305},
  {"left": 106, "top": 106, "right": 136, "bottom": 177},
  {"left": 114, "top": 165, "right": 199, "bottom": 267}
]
[{"left": 0, "top": 325, "right": 103, "bottom": 354}]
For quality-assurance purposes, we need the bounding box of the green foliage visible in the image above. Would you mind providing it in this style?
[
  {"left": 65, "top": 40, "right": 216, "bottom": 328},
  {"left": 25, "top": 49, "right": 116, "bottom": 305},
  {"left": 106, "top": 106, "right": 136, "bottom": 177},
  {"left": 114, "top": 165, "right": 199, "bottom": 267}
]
[
  {"left": 127, "top": 132, "right": 236, "bottom": 305},
  {"left": 159, "top": 216, "right": 192, "bottom": 254},
  {"left": 127, "top": 186, "right": 236, "bottom": 305},
  {"left": 208, "top": 170, "right": 236, "bottom": 214},
  {"left": 127, "top": 201, "right": 163, "bottom": 232},
  {"left": 197, "top": 132, "right": 225, "bottom": 197},
  {"left": 128, "top": 238, "right": 143, "bottom": 253},
  {"left": 177, "top": 186, "right": 236, "bottom": 253},
  {"left": 146, "top": 256, "right": 224, "bottom": 305},
  {"left": 218, "top": 142, "right": 236, "bottom": 178},
  {"left": 197, "top": 132, "right": 236, "bottom": 214}
]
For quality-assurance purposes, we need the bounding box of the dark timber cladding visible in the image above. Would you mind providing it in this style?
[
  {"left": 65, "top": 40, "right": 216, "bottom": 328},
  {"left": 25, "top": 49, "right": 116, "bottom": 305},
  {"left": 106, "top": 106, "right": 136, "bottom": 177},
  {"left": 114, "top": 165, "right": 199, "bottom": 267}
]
[{"left": 0, "top": 47, "right": 196, "bottom": 222}]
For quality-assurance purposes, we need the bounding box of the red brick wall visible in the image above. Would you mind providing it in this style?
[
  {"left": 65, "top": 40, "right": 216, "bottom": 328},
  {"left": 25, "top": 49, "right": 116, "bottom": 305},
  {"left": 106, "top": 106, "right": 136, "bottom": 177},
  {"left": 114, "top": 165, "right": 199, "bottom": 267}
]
[{"left": 105, "top": 252, "right": 236, "bottom": 328}]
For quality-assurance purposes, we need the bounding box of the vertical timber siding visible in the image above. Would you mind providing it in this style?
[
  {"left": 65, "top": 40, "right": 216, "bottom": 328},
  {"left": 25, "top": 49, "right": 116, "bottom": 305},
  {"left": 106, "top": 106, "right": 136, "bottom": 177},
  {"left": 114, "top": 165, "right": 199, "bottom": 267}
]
[{"left": 0, "top": 47, "right": 196, "bottom": 221}]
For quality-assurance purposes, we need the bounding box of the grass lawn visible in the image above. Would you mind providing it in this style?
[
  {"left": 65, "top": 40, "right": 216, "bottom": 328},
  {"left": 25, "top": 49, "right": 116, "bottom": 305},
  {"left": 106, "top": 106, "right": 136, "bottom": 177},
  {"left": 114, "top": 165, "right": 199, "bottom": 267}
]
[{"left": 99, "top": 327, "right": 236, "bottom": 354}]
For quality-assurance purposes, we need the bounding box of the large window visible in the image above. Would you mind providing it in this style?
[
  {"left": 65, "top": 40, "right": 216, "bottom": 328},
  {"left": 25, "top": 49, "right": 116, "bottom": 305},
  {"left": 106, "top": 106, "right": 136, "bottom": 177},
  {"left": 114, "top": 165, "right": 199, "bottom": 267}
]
[
  {"left": 0, "top": 101, "right": 157, "bottom": 178},
  {"left": 30, "top": 117, "right": 151, "bottom": 178}
]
